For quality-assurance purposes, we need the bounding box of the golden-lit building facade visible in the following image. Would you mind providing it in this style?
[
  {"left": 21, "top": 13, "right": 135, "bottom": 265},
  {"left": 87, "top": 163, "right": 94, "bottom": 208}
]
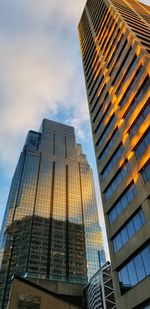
[
  {"left": 78, "top": 0, "right": 150, "bottom": 308},
  {"left": 0, "top": 119, "right": 104, "bottom": 308}
]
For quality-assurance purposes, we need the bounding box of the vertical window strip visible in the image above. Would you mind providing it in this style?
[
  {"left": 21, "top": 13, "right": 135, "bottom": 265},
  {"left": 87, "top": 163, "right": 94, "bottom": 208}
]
[
  {"left": 141, "top": 162, "right": 150, "bottom": 183},
  {"left": 113, "top": 208, "right": 145, "bottom": 253},
  {"left": 101, "top": 143, "right": 124, "bottom": 181},
  {"left": 97, "top": 115, "right": 115, "bottom": 149},
  {"left": 118, "top": 244, "right": 150, "bottom": 294},
  {"left": 104, "top": 161, "right": 130, "bottom": 201},
  {"left": 135, "top": 130, "right": 150, "bottom": 159},
  {"left": 129, "top": 103, "right": 150, "bottom": 139},
  {"left": 108, "top": 183, "right": 137, "bottom": 224},
  {"left": 98, "top": 128, "right": 119, "bottom": 162}
]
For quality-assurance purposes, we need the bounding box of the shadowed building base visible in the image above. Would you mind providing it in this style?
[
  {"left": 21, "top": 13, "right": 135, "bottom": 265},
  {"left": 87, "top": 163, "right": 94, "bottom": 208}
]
[{"left": 8, "top": 276, "right": 83, "bottom": 309}]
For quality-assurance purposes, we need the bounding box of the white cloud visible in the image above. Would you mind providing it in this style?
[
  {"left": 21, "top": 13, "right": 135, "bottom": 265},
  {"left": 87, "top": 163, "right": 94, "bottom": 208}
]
[
  {"left": 0, "top": 0, "right": 148, "bottom": 170},
  {"left": 0, "top": 0, "right": 88, "bottom": 173},
  {"left": 139, "top": 0, "right": 150, "bottom": 5},
  {"left": 0, "top": 0, "right": 90, "bottom": 237}
]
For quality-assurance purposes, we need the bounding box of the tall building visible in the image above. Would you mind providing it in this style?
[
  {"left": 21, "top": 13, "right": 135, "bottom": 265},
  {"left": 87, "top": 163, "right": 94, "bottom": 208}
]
[
  {"left": 78, "top": 0, "right": 150, "bottom": 308},
  {"left": 0, "top": 119, "right": 104, "bottom": 308}
]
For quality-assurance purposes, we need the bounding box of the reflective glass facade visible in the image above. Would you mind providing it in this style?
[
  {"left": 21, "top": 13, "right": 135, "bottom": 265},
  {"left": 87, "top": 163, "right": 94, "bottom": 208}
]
[
  {"left": 78, "top": 0, "right": 150, "bottom": 307},
  {"left": 118, "top": 243, "right": 150, "bottom": 294},
  {"left": 113, "top": 208, "right": 145, "bottom": 253},
  {"left": 0, "top": 119, "right": 104, "bottom": 308}
]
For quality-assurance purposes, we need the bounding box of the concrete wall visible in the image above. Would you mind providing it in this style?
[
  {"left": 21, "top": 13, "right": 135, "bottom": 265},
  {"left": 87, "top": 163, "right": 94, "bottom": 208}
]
[{"left": 8, "top": 278, "right": 83, "bottom": 309}]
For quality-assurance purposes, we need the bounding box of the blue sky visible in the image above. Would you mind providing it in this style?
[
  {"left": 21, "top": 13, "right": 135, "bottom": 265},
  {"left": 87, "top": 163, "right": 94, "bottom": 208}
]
[{"left": 0, "top": 0, "right": 149, "bottom": 259}]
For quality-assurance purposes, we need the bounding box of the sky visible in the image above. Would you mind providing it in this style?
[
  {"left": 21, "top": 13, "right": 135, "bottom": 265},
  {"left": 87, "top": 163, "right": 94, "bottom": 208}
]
[{"left": 0, "top": 0, "right": 149, "bottom": 260}]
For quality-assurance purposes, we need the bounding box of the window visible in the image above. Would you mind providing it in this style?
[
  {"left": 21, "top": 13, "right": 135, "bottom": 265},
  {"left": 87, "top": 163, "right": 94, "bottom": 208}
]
[
  {"left": 129, "top": 103, "right": 150, "bottom": 139},
  {"left": 118, "top": 243, "right": 150, "bottom": 294},
  {"left": 105, "top": 27, "right": 121, "bottom": 62},
  {"left": 84, "top": 44, "right": 95, "bottom": 70},
  {"left": 135, "top": 130, "right": 150, "bottom": 159},
  {"left": 116, "top": 56, "right": 138, "bottom": 96},
  {"left": 97, "top": 115, "right": 115, "bottom": 148},
  {"left": 103, "top": 23, "right": 118, "bottom": 56},
  {"left": 105, "top": 161, "right": 130, "bottom": 201},
  {"left": 91, "top": 89, "right": 102, "bottom": 113},
  {"left": 85, "top": 49, "right": 97, "bottom": 74},
  {"left": 113, "top": 209, "right": 145, "bottom": 253},
  {"left": 141, "top": 162, "right": 150, "bottom": 183},
  {"left": 109, "top": 38, "right": 127, "bottom": 74},
  {"left": 98, "top": 128, "right": 119, "bottom": 163},
  {"left": 95, "top": 103, "right": 111, "bottom": 135},
  {"left": 112, "top": 46, "right": 132, "bottom": 86},
  {"left": 122, "top": 75, "right": 149, "bottom": 116},
  {"left": 89, "top": 75, "right": 104, "bottom": 104},
  {"left": 101, "top": 143, "right": 124, "bottom": 181},
  {"left": 108, "top": 183, "right": 137, "bottom": 224},
  {"left": 95, "top": 4, "right": 108, "bottom": 33}
]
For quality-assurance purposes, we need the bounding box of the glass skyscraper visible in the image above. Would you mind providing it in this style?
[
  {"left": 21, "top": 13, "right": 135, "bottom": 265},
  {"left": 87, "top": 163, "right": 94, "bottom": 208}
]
[
  {"left": 0, "top": 119, "right": 104, "bottom": 308},
  {"left": 78, "top": 0, "right": 150, "bottom": 308}
]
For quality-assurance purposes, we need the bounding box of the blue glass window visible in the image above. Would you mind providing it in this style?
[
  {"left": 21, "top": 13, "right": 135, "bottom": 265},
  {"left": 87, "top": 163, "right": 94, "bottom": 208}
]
[
  {"left": 123, "top": 75, "right": 149, "bottom": 120},
  {"left": 105, "top": 161, "right": 130, "bottom": 201},
  {"left": 134, "top": 254, "right": 145, "bottom": 282},
  {"left": 112, "top": 209, "right": 145, "bottom": 253},
  {"left": 135, "top": 131, "right": 150, "bottom": 159},
  {"left": 121, "top": 194, "right": 128, "bottom": 209},
  {"left": 120, "top": 227, "right": 128, "bottom": 246},
  {"left": 133, "top": 212, "right": 143, "bottom": 232},
  {"left": 110, "top": 208, "right": 117, "bottom": 222},
  {"left": 119, "top": 266, "right": 130, "bottom": 292},
  {"left": 109, "top": 183, "right": 137, "bottom": 224},
  {"left": 118, "top": 244, "right": 150, "bottom": 294},
  {"left": 140, "top": 210, "right": 145, "bottom": 225},
  {"left": 127, "top": 260, "right": 138, "bottom": 286},
  {"left": 98, "top": 128, "right": 119, "bottom": 163},
  {"left": 129, "top": 103, "right": 150, "bottom": 139},
  {"left": 115, "top": 234, "right": 122, "bottom": 252},
  {"left": 116, "top": 203, "right": 122, "bottom": 217},
  {"left": 95, "top": 103, "right": 111, "bottom": 135},
  {"left": 141, "top": 162, "right": 150, "bottom": 183},
  {"left": 127, "top": 221, "right": 135, "bottom": 238},
  {"left": 97, "top": 115, "right": 115, "bottom": 148},
  {"left": 127, "top": 187, "right": 135, "bottom": 203},
  {"left": 141, "top": 247, "right": 150, "bottom": 276},
  {"left": 116, "top": 55, "right": 138, "bottom": 97}
]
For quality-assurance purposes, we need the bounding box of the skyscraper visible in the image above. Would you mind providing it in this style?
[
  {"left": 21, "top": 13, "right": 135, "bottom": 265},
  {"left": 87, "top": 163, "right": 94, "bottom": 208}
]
[
  {"left": 0, "top": 119, "right": 104, "bottom": 308},
  {"left": 78, "top": 0, "right": 150, "bottom": 308}
]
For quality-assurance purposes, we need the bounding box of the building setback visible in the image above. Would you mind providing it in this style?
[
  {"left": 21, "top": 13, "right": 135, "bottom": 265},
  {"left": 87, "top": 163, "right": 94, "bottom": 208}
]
[
  {"left": 0, "top": 119, "right": 104, "bottom": 308},
  {"left": 8, "top": 275, "right": 83, "bottom": 309},
  {"left": 78, "top": 0, "right": 150, "bottom": 308}
]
